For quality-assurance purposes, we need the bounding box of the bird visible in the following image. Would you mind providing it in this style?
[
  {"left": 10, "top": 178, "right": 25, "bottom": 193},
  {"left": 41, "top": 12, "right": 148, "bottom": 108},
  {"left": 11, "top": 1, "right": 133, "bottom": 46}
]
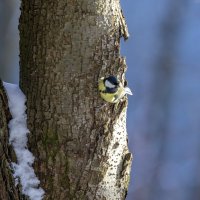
[{"left": 98, "top": 75, "right": 133, "bottom": 103}]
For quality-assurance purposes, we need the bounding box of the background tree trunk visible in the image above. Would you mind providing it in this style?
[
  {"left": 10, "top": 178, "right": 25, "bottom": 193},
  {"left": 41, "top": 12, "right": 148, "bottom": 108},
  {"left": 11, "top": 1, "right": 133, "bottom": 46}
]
[{"left": 18, "top": 0, "right": 132, "bottom": 199}]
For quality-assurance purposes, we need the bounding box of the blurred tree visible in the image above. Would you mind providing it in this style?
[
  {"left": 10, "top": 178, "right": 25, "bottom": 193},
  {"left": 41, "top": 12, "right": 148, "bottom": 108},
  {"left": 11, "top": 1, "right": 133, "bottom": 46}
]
[
  {"left": 0, "top": 0, "right": 20, "bottom": 83},
  {"left": 0, "top": 0, "right": 132, "bottom": 199},
  {"left": 124, "top": 1, "right": 200, "bottom": 200}
]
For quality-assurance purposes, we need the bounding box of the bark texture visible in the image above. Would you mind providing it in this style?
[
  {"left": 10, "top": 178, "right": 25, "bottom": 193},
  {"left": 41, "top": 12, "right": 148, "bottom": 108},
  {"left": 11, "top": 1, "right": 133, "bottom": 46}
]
[
  {"left": 0, "top": 80, "right": 26, "bottom": 200},
  {"left": 19, "top": 0, "right": 132, "bottom": 199}
]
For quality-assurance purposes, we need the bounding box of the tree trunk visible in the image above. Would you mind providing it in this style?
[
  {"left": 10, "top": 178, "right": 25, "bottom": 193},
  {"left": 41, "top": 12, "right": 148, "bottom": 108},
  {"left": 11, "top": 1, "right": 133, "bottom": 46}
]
[{"left": 19, "top": 0, "right": 132, "bottom": 199}]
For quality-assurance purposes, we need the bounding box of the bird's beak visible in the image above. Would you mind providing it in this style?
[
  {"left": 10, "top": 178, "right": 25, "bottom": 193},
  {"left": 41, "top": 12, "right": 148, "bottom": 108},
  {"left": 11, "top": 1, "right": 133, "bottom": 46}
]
[{"left": 125, "top": 87, "right": 133, "bottom": 95}]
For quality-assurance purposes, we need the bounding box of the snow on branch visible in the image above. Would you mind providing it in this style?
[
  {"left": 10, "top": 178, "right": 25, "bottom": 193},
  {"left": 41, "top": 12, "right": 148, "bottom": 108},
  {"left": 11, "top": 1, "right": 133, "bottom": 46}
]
[{"left": 3, "top": 82, "right": 44, "bottom": 200}]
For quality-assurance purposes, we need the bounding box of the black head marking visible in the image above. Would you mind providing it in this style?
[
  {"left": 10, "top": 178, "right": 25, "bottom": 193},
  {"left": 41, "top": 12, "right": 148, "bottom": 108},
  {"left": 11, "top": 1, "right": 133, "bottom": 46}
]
[{"left": 104, "top": 76, "right": 119, "bottom": 86}]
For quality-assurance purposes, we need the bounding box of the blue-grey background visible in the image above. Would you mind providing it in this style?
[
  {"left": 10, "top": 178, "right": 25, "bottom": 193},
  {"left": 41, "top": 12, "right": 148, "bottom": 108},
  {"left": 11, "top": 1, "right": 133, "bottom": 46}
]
[{"left": 1, "top": 0, "right": 200, "bottom": 199}]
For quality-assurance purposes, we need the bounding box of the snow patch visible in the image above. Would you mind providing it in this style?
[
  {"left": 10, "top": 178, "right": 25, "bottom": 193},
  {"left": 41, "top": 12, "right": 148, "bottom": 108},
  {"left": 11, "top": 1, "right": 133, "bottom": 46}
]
[{"left": 3, "top": 82, "right": 44, "bottom": 200}]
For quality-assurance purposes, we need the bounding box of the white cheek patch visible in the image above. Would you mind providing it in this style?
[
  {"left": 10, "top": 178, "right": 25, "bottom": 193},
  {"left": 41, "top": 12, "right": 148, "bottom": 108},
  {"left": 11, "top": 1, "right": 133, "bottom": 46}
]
[{"left": 105, "top": 80, "right": 116, "bottom": 88}]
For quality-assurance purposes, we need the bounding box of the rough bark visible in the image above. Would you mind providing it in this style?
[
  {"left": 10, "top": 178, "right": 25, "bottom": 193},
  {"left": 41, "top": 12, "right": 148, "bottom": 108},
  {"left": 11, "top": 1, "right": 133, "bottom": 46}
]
[
  {"left": 0, "top": 80, "right": 26, "bottom": 200},
  {"left": 19, "top": 0, "right": 132, "bottom": 199}
]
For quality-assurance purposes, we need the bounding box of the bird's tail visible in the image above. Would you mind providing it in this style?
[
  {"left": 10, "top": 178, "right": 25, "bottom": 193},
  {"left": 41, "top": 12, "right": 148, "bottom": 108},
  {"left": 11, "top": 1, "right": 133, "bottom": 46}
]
[{"left": 124, "top": 87, "right": 133, "bottom": 95}]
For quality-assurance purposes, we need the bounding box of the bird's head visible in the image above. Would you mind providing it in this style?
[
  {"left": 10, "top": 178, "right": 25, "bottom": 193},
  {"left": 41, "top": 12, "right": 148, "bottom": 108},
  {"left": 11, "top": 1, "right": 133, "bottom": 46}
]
[{"left": 104, "top": 76, "right": 119, "bottom": 89}]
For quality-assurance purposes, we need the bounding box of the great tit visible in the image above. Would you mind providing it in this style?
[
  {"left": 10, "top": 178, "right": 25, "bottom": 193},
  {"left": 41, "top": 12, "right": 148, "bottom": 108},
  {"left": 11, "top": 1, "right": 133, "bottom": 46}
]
[{"left": 98, "top": 75, "right": 133, "bottom": 103}]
